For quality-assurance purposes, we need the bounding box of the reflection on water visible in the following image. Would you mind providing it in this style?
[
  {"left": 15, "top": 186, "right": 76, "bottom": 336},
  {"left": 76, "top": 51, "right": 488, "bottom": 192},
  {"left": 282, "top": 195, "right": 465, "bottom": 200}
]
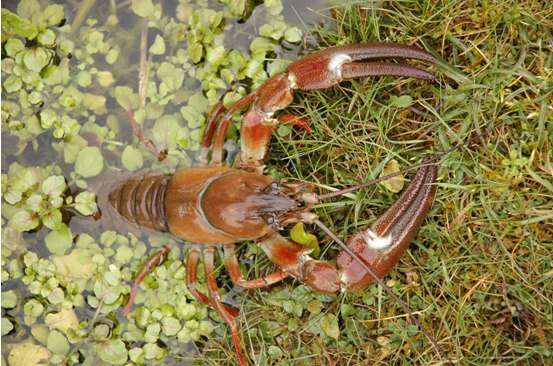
[{"left": 1, "top": 0, "right": 330, "bottom": 364}]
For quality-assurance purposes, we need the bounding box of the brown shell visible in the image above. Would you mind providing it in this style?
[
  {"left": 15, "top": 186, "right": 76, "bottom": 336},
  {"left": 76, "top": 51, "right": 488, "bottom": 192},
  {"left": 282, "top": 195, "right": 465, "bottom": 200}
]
[{"left": 165, "top": 166, "right": 273, "bottom": 244}]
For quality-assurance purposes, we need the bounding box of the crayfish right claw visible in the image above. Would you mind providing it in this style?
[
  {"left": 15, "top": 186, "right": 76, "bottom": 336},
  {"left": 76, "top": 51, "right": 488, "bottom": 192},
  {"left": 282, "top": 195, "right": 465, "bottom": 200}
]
[{"left": 337, "top": 161, "right": 438, "bottom": 291}]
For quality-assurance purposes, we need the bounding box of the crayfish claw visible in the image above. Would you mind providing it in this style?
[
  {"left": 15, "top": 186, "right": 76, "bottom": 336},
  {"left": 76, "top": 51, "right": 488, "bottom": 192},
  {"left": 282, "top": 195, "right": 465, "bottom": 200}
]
[{"left": 337, "top": 162, "right": 438, "bottom": 291}]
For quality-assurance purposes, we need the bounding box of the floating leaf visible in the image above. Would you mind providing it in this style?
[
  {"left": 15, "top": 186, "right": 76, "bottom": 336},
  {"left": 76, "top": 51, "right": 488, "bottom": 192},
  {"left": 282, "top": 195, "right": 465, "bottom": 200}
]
[
  {"left": 284, "top": 27, "right": 302, "bottom": 43},
  {"left": 37, "top": 29, "right": 56, "bottom": 46},
  {"left": 74, "top": 146, "right": 104, "bottom": 178},
  {"left": 143, "top": 342, "right": 164, "bottom": 360},
  {"left": 221, "top": 0, "right": 245, "bottom": 16},
  {"left": 47, "top": 330, "right": 70, "bottom": 355},
  {"left": 121, "top": 146, "right": 144, "bottom": 171},
  {"left": 53, "top": 248, "right": 95, "bottom": 281},
  {"left": 161, "top": 316, "right": 182, "bottom": 336},
  {"left": 41, "top": 4, "right": 65, "bottom": 26},
  {"left": 23, "top": 47, "right": 51, "bottom": 72},
  {"left": 42, "top": 209, "right": 62, "bottom": 230},
  {"left": 131, "top": 0, "right": 155, "bottom": 18},
  {"left": 3, "top": 75, "right": 23, "bottom": 93},
  {"left": 74, "top": 191, "right": 97, "bottom": 216},
  {"left": 1, "top": 9, "right": 38, "bottom": 39},
  {"left": 320, "top": 313, "right": 340, "bottom": 339},
  {"left": 290, "top": 222, "right": 320, "bottom": 256},
  {"left": 45, "top": 224, "right": 73, "bottom": 255},
  {"left": 4, "top": 38, "right": 25, "bottom": 57},
  {"left": 10, "top": 210, "right": 39, "bottom": 232},
  {"left": 41, "top": 176, "right": 66, "bottom": 197},
  {"left": 265, "top": 0, "right": 283, "bottom": 15},
  {"left": 1, "top": 318, "right": 14, "bottom": 336},
  {"left": 39, "top": 109, "right": 58, "bottom": 129},
  {"left": 17, "top": 0, "right": 42, "bottom": 19},
  {"left": 1, "top": 290, "right": 18, "bottom": 308},
  {"left": 379, "top": 159, "right": 404, "bottom": 193},
  {"left": 152, "top": 115, "right": 187, "bottom": 151},
  {"left": 114, "top": 86, "right": 139, "bottom": 111},
  {"left": 45, "top": 309, "right": 79, "bottom": 334},
  {"left": 149, "top": 35, "right": 166, "bottom": 55},
  {"left": 206, "top": 45, "right": 225, "bottom": 66},
  {"left": 96, "top": 71, "right": 114, "bottom": 87},
  {"left": 47, "top": 288, "right": 64, "bottom": 305},
  {"left": 7, "top": 342, "right": 50, "bottom": 366},
  {"left": 188, "top": 42, "right": 203, "bottom": 63},
  {"left": 156, "top": 62, "right": 184, "bottom": 91}
]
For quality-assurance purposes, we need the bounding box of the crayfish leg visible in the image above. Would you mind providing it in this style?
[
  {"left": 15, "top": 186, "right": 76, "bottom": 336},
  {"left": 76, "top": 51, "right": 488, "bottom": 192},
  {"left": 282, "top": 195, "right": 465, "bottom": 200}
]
[
  {"left": 122, "top": 245, "right": 172, "bottom": 316},
  {"left": 257, "top": 232, "right": 342, "bottom": 293},
  {"left": 223, "top": 245, "right": 290, "bottom": 289},
  {"left": 203, "top": 248, "right": 247, "bottom": 366},
  {"left": 185, "top": 248, "right": 239, "bottom": 317}
]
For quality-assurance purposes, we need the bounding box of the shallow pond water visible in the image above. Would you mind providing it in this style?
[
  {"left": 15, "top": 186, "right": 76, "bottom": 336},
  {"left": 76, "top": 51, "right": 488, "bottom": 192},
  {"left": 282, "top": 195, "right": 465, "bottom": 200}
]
[{"left": 1, "top": 0, "right": 331, "bottom": 364}]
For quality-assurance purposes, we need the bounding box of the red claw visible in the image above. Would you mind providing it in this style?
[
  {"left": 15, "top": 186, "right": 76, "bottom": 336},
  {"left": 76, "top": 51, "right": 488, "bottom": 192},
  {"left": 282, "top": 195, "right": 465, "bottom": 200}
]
[
  {"left": 337, "top": 162, "right": 438, "bottom": 291},
  {"left": 287, "top": 43, "right": 436, "bottom": 91}
]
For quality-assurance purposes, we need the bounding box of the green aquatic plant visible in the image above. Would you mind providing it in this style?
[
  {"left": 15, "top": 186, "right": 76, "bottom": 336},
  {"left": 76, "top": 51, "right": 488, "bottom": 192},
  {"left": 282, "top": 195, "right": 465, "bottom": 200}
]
[{"left": 2, "top": 0, "right": 305, "bottom": 364}]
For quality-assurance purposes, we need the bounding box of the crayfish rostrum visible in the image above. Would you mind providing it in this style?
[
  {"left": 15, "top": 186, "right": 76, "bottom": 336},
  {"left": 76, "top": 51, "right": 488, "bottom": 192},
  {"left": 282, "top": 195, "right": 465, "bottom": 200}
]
[{"left": 107, "top": 43, "right": 438, "bottom": 365}]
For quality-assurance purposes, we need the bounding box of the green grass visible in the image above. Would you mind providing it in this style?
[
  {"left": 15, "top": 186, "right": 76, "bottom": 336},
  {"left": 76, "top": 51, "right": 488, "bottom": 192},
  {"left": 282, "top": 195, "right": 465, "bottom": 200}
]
[{"left": 202, "top": 2, "right": 553, "bottom": 365}]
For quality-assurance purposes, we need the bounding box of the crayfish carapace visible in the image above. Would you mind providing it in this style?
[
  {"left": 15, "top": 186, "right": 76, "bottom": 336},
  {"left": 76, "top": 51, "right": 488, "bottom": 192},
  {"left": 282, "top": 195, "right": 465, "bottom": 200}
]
[{"left": 108, "top": 43, "right": 439, "bottom": 365}]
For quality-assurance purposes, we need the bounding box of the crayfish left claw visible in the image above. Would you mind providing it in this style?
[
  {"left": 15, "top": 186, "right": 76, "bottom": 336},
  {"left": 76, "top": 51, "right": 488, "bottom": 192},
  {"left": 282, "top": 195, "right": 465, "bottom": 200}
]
[
  {"left": 287, "top": 42, "right": 436, "bottom": 91},
  {"left": 337, "top": 161, "right": 438, "bottom": 291}
]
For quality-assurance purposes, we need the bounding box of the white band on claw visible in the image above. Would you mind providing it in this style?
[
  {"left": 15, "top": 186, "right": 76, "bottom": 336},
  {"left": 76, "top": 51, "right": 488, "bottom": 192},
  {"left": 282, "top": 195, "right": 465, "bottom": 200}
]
[
  {"left": 362, "top": 229, "right": 392, "bottom": 250},
  {"left": 328, "top": 54, "right": 352, "bottom": 80}
]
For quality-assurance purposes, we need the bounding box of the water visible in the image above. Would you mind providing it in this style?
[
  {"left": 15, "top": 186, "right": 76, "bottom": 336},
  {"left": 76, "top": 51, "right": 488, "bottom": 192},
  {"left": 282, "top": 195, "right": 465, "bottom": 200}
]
[{"left": 1, "top": 0, "right": 330, "bottom": 364}]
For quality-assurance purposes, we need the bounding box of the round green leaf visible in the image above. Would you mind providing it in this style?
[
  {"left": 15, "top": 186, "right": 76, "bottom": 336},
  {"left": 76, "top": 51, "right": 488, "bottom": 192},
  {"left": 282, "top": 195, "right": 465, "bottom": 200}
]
[
  {"left": 1, "top": 9, "right": 38, "bottom": 39},
  {"left": 1, "top": 290, "right": 18, "bottom": 308},
  {"left": 4, "top": 75, "right": 22, "bottom": 93},
  {"left": 23, "top": 47, "right": 51, "bottom": 72},
  {"left": 1, "top": 317, "right": 14, "bottom": 336},
  {"left": 121, "top": 146, "right": 144, "bottom": 171},
  {"left": 161, "top": 316, "right": 181, "bottom": 336},
  {"left": 5, "top": 38, "right": 25, "bottom": 57},
  {"left": 131, "top": 0, "right": 155, "bottom": 18},
  {"left": 42, "top": 176, "right": 66, "bottom": 197},
  {"left": 42, "top": 4, "right": 65, "bottom": 27},
  {"left": 10, "top": 210, "right": 39, "bottom": 232},
  {"left": 47, "top": 330, "right": 70, "bottom": 354},
  {"left": 37, "top": 29, "right": 56, "bottom": 46},
  {"left": 45, "top": 225, "right": 73, "bottom": 255},
  {"left": 7, "top": 342, "right": 50, "bottom": 366},
  {"left": 113, "top": 86, "right": 139, "bottom": 111},
  {"left": 320, "top": 313, "right": 340, "bottom": 339},
  {"left": 284, "top": 27, "right": 302, "bottom": 43},
  {"left": 74, "top": 191, "right": 97, "bottom": 216},
  {"left": 74, "top": 147, "right": 104, "bottom": 178},
  {"left": 149, "top": 35, "right": 166, "bottom": 55}
]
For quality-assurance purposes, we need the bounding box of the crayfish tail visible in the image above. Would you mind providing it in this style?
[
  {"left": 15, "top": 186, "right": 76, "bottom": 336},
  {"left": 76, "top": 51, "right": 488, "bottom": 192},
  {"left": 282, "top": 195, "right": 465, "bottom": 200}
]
[{"left": 108, "top": 173, "right": 170, "bottom": 232}]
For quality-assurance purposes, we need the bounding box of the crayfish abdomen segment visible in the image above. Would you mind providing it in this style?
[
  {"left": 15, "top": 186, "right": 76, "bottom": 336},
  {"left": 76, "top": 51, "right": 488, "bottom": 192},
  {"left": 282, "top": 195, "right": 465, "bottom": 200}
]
[{"left": 108, "top": 174, "right": 169, "bottom": 232}]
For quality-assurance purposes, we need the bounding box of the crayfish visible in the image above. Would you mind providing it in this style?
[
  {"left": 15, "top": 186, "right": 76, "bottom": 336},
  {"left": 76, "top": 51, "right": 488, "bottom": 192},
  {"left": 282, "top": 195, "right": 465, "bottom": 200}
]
[{"left": 107, "top": 43, "right": 438, "bottom": 365}]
